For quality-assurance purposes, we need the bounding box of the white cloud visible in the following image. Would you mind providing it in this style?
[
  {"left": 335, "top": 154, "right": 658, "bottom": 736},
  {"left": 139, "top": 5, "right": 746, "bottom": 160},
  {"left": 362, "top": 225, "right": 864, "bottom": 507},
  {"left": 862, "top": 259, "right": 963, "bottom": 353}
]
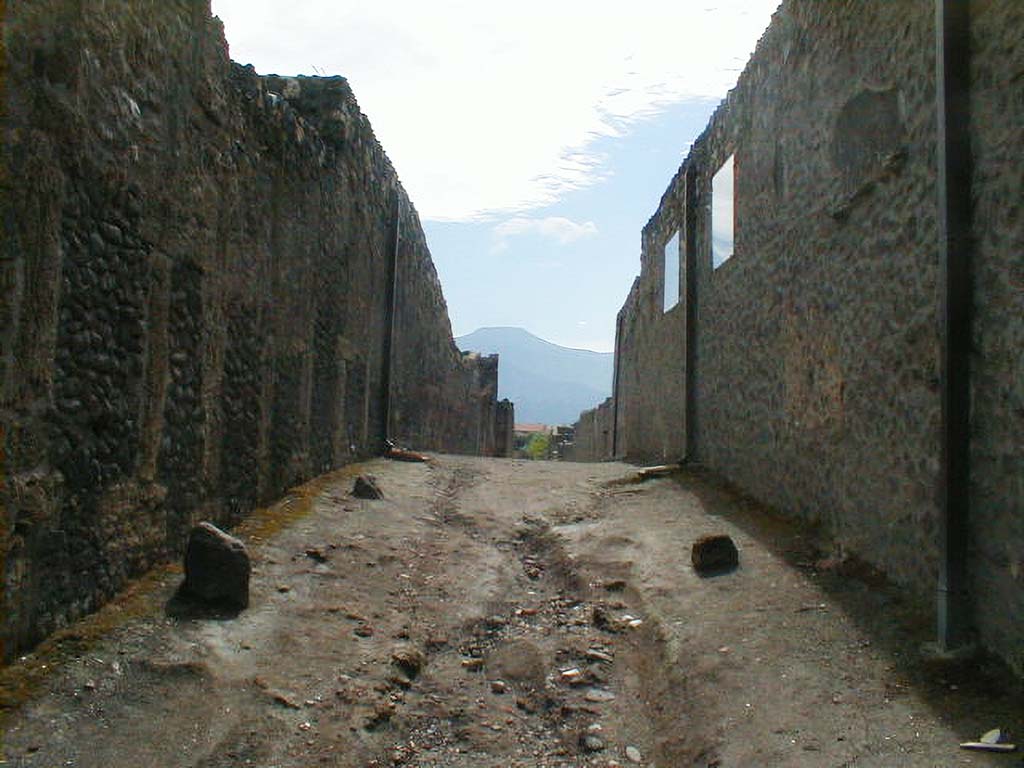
[
  {"left": 211, "top": 0, "right": 780, "bottom": 221},
  {"left": 494, "top": 216, "right": 598, "bottom": 245}
]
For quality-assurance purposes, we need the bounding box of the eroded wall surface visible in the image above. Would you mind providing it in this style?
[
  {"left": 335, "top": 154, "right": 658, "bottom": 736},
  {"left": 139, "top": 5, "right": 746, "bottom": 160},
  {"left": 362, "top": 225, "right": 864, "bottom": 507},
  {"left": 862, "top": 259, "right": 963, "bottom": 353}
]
[
  {"left": 686, "top": 0, "right": 942, "bottom": 597},
  {"left": 968, "top": 0, "right": 1024, "bottom": 674},
  {"left": 495, "top": 400, "right": 515, "bottom": 458},
  {"left": 579, "top": 0, "right": 1023, "bottom": 672},
  {"left": 572, "top": 398, "right": 614, "bottom": 463},
  {"left": 614, "top": 233, "right": 687, "bottom": 464},
  {"left": 1, "top": 0, "right": 499, "bottom": 659}
]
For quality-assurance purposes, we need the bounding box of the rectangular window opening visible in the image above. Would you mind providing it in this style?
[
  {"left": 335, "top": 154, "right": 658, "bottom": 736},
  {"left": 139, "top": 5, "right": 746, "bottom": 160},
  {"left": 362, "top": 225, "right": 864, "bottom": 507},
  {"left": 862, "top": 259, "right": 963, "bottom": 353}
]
[
  {"left": 712, "top": 154, "right": 735, "bottom": 269},
  {"left": 663, "top": 230, "right": 680, "bottom": 312}
]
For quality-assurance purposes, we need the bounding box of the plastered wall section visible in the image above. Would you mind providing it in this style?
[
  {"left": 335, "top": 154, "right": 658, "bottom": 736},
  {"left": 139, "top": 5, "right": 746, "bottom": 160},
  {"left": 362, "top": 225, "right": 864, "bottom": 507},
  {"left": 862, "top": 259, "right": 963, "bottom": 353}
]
[
  {"left": 0, "top": 0, "right": 498, "bottom": 660},
  {"left": 968, "top": 0, "right": 1024, "bottom": 674}
]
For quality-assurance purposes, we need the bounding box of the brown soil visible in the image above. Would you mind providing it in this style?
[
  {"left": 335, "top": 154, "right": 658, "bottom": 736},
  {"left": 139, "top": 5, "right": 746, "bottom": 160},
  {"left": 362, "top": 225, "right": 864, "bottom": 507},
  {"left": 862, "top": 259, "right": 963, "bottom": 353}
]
[{"left": 0, "top": 456, "right": 1019, "bottom": 767}]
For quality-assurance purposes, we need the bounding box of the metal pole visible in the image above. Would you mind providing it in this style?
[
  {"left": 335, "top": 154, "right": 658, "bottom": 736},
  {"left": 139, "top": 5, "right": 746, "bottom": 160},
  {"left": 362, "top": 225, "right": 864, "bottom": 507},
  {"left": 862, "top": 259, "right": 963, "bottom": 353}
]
[{"left": 935, "top": 0, "right": 973, "bottom": 651}]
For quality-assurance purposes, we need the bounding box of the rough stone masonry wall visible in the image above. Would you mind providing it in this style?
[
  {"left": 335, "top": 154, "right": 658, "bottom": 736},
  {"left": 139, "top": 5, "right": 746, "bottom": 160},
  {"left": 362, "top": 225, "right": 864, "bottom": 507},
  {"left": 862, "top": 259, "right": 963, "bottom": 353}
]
[
  {"left": 572, "top": 397, "right": 614, "bottom": 463},
  {"left": 494, "top": 399, "right": 514, "bottom": 459},
  {"left": 573, "top": 410, "right": 598, "bottom": 462},
  {"left": 0, "top": 0, "right": 499, "bottom": 660},
  {"left": 586, "top": 0, "right": 1023, "bottom": 672},
  {"left": 614, "top": 232, "right": 687, "bottom": 464}
]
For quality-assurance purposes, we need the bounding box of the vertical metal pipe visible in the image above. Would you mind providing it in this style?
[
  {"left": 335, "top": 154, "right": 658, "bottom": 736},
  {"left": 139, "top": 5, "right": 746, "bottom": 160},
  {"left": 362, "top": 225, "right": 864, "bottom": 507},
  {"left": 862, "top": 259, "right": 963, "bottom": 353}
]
[
  {"left": 935, "top": 0, "right": 973, "bottom": 650},
  {"left": 684, "top": 165, "right": 699, "bottom": 461}
]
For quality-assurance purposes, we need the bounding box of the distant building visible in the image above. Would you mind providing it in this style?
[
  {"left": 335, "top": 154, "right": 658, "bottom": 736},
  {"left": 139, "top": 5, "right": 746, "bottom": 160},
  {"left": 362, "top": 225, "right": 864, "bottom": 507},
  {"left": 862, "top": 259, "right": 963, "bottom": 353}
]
[
  {"left": 550, "top": 425, "right": 576, "bottom": 461},
  {"left": 513, "top": 423, "right": 550, "bottom": 457}
]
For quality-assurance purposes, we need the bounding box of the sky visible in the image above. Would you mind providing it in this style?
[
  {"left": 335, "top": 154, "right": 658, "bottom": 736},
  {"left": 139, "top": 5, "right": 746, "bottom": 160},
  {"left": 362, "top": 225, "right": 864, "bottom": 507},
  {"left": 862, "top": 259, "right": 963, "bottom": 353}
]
[{"left": 210, "top": 1, "right": 780, "bottom": 352}]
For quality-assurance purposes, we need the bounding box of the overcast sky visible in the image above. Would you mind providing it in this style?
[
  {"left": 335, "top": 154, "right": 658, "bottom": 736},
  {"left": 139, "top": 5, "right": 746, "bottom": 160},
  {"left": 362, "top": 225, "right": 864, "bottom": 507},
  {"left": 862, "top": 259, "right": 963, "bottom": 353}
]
[{"left": 211, "top": 1, "right": 780, "bottom": 350}]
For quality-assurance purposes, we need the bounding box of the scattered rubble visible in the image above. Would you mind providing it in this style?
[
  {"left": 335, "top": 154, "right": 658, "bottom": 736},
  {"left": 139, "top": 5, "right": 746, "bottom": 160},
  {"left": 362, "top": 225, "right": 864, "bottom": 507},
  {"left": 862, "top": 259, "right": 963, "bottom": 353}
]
[
  {"left": 304, "top": 547, "right": 329, "bottom": 563},
  {"left": 592, "top": 605, "right": 631, "bottom": 633},
  {"left": 584, "top": 647, "right": 614, "bottom": 664},
  {"left": 390, "top": 644, "right": 426, "bottom": 682},
  {"left": 580, "top": 732, "right": 606, "bottom": 752}
]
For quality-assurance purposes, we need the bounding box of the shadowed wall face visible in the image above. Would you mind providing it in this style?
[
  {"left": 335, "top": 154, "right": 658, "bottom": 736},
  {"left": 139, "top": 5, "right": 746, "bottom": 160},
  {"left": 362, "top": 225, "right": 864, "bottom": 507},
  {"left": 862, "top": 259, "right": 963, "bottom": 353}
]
[
  {"left": 0, "top": 0, "right": 500, "bottom": 660},
  {"left": 580, "top": 0, "right": 1023, "bottom": 674},
  {"left": 968, "top": 0, "right": 1024, "bottom": 675}
]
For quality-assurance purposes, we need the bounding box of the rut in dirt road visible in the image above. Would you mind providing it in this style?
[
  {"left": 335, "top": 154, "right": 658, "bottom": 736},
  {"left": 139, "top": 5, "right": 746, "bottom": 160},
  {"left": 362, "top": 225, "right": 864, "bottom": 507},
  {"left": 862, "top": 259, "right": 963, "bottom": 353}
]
[{"left": 362, "top": 460, "right": 710, "bottom": 767}]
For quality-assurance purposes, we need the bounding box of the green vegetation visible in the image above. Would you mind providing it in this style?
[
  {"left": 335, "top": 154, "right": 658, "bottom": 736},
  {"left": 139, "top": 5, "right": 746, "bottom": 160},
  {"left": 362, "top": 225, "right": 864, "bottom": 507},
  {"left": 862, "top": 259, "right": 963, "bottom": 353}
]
[{"left": 524, "top": 432, "right": 551, "bottom": 460}]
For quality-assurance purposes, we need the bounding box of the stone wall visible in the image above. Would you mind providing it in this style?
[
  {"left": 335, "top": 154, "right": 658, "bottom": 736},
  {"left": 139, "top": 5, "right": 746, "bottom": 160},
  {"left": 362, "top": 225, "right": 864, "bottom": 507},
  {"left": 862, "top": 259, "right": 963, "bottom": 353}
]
[
  {"left": 577, "top": 0, "right": 1023, "bottom": 673},
  {"left": 495, "top": 399, "right": 515, "bottom": 459},
  {"left": 571, "top": 398, "right": 614, "bottom": 463},
  {"left": 968, "top": 0, "right": 1024, "bottom": 674},
  {"left": 448, "top": 353, "right": 500, "bottom": 457},
  {"left": 615, "top": 245, "right": 687, "bottom": 464},
  {"left": 0, "top": 0, "right": 503, "bottom": 660}
]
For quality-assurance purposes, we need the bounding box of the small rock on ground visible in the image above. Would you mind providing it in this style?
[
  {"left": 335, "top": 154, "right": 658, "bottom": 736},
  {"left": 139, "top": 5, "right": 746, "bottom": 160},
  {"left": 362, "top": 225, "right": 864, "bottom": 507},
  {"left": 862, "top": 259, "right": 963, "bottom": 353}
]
[
  {"left": 691, "top": 533, "right": 739, "bottom": 575},
  {"left": 182, "top": 522, "right": 250, "bottom": 608},
  {"left": 353, "top": 475, "right": 384, "bottom": 499},
  {"left": 580, "top": 733, "right": 606, "bottom": 752}
]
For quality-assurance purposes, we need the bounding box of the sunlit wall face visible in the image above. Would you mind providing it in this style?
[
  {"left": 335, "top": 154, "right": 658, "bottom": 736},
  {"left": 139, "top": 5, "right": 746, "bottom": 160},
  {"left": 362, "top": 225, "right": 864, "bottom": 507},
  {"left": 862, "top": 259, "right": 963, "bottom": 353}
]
[
  {"left": 712, "top": 154, "right": 735, "bottom": 268},
  {"left": 663, "top": 231, "right": 680, "bottom": 312}
]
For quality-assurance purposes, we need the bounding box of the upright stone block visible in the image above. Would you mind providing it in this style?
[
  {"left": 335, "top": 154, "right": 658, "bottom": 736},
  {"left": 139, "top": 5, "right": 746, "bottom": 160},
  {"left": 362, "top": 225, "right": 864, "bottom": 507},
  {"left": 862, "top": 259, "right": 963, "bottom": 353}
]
[{"left": 183, "top": 522, "right": 250, "bottom": 609}]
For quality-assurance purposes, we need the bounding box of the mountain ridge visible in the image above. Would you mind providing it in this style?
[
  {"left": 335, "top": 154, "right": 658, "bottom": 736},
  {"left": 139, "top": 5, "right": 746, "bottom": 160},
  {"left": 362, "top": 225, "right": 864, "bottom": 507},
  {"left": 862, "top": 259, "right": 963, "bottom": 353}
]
[{"left": 456, "top": 327, "right": 613, "bottom": 425}]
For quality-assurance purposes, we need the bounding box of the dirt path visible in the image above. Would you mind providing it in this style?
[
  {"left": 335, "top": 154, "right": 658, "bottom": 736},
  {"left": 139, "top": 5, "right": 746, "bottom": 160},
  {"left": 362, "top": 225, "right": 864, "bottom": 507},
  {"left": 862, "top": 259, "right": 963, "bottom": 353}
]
[{"left": 0, "top": 456, "right": 1019, "bottom": 767}]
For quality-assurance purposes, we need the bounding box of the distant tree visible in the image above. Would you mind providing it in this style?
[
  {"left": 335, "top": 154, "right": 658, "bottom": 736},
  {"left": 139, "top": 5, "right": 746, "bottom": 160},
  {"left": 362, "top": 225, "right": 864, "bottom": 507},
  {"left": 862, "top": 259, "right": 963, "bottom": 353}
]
[{"left": 525, "top": 432, "right": 551, "bottom": 461}]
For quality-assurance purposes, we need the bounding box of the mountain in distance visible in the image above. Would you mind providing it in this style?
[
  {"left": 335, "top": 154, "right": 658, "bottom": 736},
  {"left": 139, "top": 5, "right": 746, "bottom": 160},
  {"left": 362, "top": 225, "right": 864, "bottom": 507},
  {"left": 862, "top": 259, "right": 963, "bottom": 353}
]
[{"left": 456, "top": 327, "right": 613, "bottom": 426}]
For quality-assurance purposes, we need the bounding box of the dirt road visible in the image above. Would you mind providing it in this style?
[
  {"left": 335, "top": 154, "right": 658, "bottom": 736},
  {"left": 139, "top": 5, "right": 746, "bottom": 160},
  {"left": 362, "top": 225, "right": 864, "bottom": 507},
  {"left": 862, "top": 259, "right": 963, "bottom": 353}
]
[{"left": 1, "top": 456, "right": 1019, "bottom": 767}]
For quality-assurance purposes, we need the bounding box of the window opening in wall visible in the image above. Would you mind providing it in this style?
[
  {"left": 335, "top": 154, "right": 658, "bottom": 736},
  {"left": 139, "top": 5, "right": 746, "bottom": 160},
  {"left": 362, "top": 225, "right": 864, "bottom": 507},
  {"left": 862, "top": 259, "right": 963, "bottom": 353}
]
[
  {"left": 663, "top": 230, "right": 680, "bottom": 312},
  {"left": 712, "top": 154, "right": 735, "bottom": 268}
]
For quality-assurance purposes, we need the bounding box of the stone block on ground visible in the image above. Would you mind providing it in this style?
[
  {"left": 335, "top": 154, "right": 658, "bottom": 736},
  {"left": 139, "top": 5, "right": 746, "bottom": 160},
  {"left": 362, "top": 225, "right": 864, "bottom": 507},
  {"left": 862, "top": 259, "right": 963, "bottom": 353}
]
[
  {"left": 353, "top": 475, "right": 383, "bottom": 499},
  {"left": 182, "top": 522, "right": 250, "bottom": 608},
  {"left": 691, "top": 534, "right": 739, "bottom": 575},
  {"left": 385, "top": 447, "right": 430, "bottom": 463},
  {"left": 637, "top": 464, "right": 678, "bottom": 481}
]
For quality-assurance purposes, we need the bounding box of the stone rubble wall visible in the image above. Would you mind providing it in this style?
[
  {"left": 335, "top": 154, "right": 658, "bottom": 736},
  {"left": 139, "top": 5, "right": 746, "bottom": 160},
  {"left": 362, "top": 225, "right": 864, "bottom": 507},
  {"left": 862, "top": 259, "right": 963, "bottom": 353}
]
[
  {"left": 575, "top": 0, "right": 1023, "bottom": 674},
  {"left": 1, "top": 0, "right": 501, "bottom": 660},
  {"left": 494, "top": 400, "right": 515, "bottom": 459},
  {"left": 571, "top": 397, "right": 614, "bottom": 463}
]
